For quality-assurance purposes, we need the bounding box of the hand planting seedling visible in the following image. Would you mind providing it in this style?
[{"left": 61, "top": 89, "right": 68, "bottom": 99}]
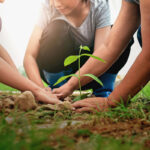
[{"left": 53, "top": 45, "right": 106, "bottom": 100}]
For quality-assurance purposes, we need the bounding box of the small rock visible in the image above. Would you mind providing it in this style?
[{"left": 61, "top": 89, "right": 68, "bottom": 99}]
[
  {"left": 2, "top": 98, "right": 14, "bottom": 109},
  {"left": 15, "top": 91, "right": 37, "bottom": 111},
  {"left": 58, "top": 101, "right": 73, "bottom": 110},
  {"left": 4, "top": 108, "right": 12, "bottom": 114},
  {"left": 36, "top": 104, "right": 60, "bottom": 111},
  {"left": 5, "top": 116, "right": 14, "bottom": 124},
  {"left": 64, "top": 96, "right": 72, "bottom": 102}
]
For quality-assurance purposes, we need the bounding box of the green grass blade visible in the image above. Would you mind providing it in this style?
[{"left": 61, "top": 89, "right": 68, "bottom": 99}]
[
  {"left": 83, "top": 74, "right": 103, "bottom": 86},
  {"left": 64, "top": 55, "right": 79, "bottom": 67},
  {"left": 81, "top": 54, "right": 106, "bottom": 63},
  {"left": 53, "top": 74, "right": 79, "bottom": 86}
]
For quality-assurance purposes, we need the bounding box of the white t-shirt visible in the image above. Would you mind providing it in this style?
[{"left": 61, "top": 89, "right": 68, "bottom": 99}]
[{"left": 36, "top": 0, "right": 111, "bottom": 47}]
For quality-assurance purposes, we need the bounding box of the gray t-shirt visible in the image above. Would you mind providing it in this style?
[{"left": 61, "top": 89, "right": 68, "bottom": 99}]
[
  {"left": 125, "top": 0, "right": 139, "bottom": 5},
  {"left": 36, "top": 0, "right": 111, "bottom": 47}
]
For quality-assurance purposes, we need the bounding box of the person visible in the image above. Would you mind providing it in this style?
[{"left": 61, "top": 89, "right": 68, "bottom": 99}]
[
  {"left": 24, "top": 0, "right": 133, "bottom": 98},
  {"left": 68, "top": 0, "right": 150, "bottom": 112},
  {"left": 0, "top": 0, "right": 61, "bottom": 104}
]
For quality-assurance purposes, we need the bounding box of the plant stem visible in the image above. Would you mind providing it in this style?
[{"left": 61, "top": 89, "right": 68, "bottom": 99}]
[{"left": 78, "top": 47, "right": 82, "bottom": 98}]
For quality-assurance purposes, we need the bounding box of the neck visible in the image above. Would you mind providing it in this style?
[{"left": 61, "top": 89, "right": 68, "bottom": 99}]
[{"left": 66, "top": 1, "right": 89, "bottom": 18}]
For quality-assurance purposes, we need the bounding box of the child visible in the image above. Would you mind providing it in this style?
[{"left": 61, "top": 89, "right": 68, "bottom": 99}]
[
  {"left": 24, "top": 0, "right": 133, "bottom": 98},
  {"left": 0, "top": 0, "right": 61, "bottom": 104}
]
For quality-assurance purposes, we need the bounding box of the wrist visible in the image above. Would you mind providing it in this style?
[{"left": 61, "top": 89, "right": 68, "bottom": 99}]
[
  {"left": 67, "top": 78, "right": 79, "bottom": 91},
  {"left": 106, "top": 96, "right": 118, "bottom": 108},
  {"left": 31, "top": 87, "right": 42, "bottom": 98}
]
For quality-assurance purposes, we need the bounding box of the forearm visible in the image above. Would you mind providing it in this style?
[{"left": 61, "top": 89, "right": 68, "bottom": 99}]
[
  {"left": 66, "top": 1, "right": 140, "bottom": 91},
  {"left": 0, "top": 57, "right": 41, "bottom": 93},
  {"left": 108, "top": 0, "right": 150, "bottom": 105},
  {"left": 0, "top": 45, "right": 17, "bottom": 71},
  {"left": 67, "top": 45, "right": 120, "bottom": 90},
  {"left": 24, "top": 55, "right": 44, "bottom": 88},
  {"left": 108, "top": 52, "right": 150, "bottom": 105}
]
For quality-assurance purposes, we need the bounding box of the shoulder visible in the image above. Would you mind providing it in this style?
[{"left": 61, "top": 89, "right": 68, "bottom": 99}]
[{"left": 90, "top": 0, "right": 108, "bottom": 10}]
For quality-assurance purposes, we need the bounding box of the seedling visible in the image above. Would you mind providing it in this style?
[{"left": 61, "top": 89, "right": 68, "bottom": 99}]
[{"left": 53, "top": 45, "right": 106, "bottom": 99}]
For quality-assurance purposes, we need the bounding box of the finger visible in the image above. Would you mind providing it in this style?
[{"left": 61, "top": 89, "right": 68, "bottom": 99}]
[
  {"left": 55, "top": 93, "right": 64, "bottom": 99},
  {"left": 44, "top": 87, "right": 51, "bottom": 92},
  {"left": 52, "top": 88, "right": 60, "bottom": 94},
  {"left": 75, "top": 107, "right": 93, "bottom": 113},
  {"left": 72, "top": 101, "right": 92, "bottom": 108}
]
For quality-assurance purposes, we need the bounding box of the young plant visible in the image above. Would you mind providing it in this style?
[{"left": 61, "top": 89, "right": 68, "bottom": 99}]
[{"left": 53, "top": 45, "right": 106, "bottom": 99}]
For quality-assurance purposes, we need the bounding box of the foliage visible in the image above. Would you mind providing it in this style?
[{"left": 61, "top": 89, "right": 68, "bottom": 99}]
[{"left": 54, "top": 45, "right": 106, "bottom": 99}]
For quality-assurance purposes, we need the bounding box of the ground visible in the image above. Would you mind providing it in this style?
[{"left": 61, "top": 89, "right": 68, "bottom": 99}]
[{"left": 0, "top": 83, "right": 150, "bottom": 150}]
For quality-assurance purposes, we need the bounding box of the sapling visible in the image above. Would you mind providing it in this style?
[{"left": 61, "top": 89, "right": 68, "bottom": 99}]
[{"left": 53, "top": 45, "right": 106, "bottom": 99}]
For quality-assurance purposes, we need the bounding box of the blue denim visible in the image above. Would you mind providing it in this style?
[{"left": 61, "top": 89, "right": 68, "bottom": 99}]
[
  {"left": 92, "top": 73, "right": 116, "bottom": 97},
  {"left": 43, "top": 68, "right": 117, "bottom": 97},
  {"left": 43, "top": 68, "right": 73, "bottom": 89}
]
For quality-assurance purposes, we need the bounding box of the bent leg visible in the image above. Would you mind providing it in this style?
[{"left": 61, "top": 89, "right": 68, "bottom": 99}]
[{"left": 36, "top": 20, "right": 76, "bottom": 86}]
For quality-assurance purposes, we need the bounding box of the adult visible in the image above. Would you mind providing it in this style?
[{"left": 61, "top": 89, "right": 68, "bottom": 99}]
[
  {"left": 24, "top": 0, "right": 133, "bottom": 98},
  {"left": 71, "top": 0, "right": 150, "bottom": 112}
]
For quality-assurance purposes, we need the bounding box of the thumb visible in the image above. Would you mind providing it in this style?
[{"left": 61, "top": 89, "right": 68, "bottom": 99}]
[
  {"left": 55, "top": 93, "right": 64, "bottom": 99},
  {"left": 52, "top": 88, "right": 60, "bottom": 94}
]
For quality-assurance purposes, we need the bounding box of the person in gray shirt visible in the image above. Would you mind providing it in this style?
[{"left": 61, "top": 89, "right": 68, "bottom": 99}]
[{"left": 24, "top": 0, "right": 133, "bottom": 98}]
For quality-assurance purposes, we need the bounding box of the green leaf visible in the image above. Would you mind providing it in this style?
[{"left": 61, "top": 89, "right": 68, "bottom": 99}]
[
  {"left": 82, "top": 46, "right": 90, "bottom": 51},
  {"left": 81, "top": 54, "right": 106, "bottom": 63},
  {"left": 83, "top": 74, "right": 103, "bottom": 86},
  {"left": 64, "top": 55, "right": 79, "bottom": 67},
  {"left": 53, "top": 74, "right": 79, "bottom": 86}
]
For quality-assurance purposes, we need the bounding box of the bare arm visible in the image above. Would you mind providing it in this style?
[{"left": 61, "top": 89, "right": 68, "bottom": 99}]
[
  {"left": 0, "top": 57, "right": 60, "bottom": 104},
  {"left": 108, "top": 0, "right": 150, "bottom": 104},
  {"left": 24, "top": 26, "right": 44, "bottom": 88},
  {"left": 66, "top": 0, "right": 140, "bottom": 91},
  {"left": 0, "top": 45, "right": 17, "bottom": 71},
  {"left": 94, "top": 26, "right": 111, "bottom": 50}
]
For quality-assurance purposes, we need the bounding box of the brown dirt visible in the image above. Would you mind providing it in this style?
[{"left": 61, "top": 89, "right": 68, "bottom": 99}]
[
  {"left": 0, "top": 91, "right": 150, "bottom": 148},
  {"left": 0, "top": 91, "right": 73, "bottom": 113}
]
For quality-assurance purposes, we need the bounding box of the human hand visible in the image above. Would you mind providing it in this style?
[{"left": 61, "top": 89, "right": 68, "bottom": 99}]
[
  {"left": 72, "top": 97, "right": 113, "bottom": 112},
  {"left": 35, "top": 88, "right": 62, "bottom": 104},
  {"left": 52, "top": 83, "right": 75, "bottom": 99},
  {"left": 43, "top": 87, "right": 52, "bottom": 92}
]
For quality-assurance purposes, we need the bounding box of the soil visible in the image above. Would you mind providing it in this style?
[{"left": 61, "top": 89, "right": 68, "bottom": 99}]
[{"left": 0, "top": 91, "right": 150, "bottom": 149}]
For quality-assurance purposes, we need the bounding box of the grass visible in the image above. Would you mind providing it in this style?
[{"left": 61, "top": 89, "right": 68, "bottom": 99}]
[
  {"left": 0, "top": 82, "right": 150, "bottom": 150},
  {"left": 0, "top": 81, "right": 48, "bottom": 92},
  {"left": 0, "top": 83, "right": 18, "bottom": 91}
]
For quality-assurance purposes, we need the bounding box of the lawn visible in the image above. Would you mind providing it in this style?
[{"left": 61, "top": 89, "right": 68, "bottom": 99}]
[
  {"left": 0, "top": 83, "right": 18, "bottom": 91},
  {"left": 0, "top": 82, "right": 150, "bottom": 150}
]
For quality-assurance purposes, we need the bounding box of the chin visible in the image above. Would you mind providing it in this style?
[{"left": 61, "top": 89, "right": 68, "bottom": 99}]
[{"left": 59, "top": 10, "right": 72, "bottom": 16}]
